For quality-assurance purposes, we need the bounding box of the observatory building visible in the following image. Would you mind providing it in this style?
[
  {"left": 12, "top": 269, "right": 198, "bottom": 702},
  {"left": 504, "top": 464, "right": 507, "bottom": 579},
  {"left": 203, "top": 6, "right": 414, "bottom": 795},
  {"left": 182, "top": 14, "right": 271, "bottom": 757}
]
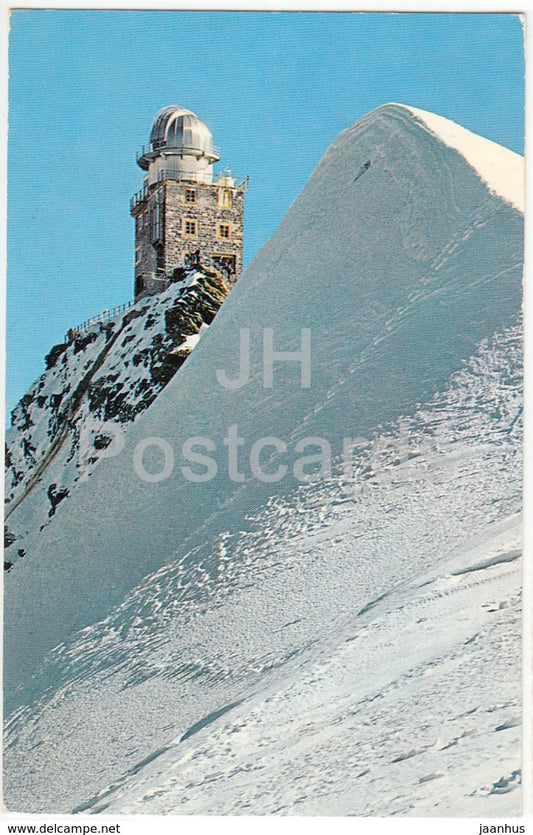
[{"left": 131, "top": 106, "right": 248, "bottom": 299}]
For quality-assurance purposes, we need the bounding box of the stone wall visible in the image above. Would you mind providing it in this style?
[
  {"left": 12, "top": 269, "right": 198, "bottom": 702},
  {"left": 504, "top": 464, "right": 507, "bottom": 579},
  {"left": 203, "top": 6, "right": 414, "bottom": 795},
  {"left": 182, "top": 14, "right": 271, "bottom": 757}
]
[
  {"left": 132, "top": 197, "right": 158, "bottom": 297},
  {"left": 132, "top": 179, "right": 245, "bottom": 298}
]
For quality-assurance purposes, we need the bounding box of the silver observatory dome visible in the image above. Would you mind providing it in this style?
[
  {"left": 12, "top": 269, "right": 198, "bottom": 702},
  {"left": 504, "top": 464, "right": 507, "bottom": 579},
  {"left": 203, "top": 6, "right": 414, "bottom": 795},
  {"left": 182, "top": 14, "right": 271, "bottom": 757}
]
[{"left": 137, "top": 105, "right": 220, "bottom": 171}]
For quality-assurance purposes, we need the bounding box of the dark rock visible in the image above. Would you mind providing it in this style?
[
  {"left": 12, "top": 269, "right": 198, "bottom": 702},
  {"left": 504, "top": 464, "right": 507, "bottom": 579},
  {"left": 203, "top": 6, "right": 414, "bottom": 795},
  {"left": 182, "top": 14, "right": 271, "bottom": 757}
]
[
  {"left": 45, "top": 342, "right": 68, "bottom": 370},
  {"left": 49, "top": 392, "right": 64, "bottom": 411},
  {"left": 47, "top": 483, "right": 70, "bottom": 518},
  {"left": 172, "top": 267, "right": 188, "bottom": 283},
  {"left": 4, "top": 526, "right": 16, "bottom": 548},
  {"left": 93, "top": 434, "right": 113, "bottom": 450},
  {"left": 73, "top": 332, "right": 97, "bottom": 354},
  {"left": 22, "top": 438, "right": 36, "bottom": 463},
  {"left": 122, "top": 305, "right": 149, "bottom": 328}
]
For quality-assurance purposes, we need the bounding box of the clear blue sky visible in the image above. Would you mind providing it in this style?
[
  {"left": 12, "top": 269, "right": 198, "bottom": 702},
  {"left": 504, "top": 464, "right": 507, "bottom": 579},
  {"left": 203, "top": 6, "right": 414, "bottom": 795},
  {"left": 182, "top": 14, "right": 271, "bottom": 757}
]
[{"left": 7, "top": 11, "right": 524, "bottom": 415}]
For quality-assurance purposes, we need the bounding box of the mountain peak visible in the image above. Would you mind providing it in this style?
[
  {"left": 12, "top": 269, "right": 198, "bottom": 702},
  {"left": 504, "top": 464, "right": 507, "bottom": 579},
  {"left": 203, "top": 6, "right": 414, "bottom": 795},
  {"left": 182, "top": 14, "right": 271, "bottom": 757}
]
[{"left": 378, "top": 103, "right": 524, "bottom": 212}]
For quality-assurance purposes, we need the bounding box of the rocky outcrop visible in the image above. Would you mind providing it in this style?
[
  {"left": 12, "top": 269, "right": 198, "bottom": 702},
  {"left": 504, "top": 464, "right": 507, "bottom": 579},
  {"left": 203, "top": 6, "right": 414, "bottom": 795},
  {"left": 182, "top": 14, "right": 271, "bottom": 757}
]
[{"left": 4, "top": 269, "right": 229, "bottom": 565}]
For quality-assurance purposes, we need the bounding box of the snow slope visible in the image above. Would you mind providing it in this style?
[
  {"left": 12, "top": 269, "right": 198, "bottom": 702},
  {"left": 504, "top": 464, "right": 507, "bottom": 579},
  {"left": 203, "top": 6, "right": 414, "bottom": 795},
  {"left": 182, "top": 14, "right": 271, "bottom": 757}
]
[
  {"left": 70, "top": 520, "right": 523, "bottom": 817},
  {"left": 4, "top": 324, "right": 523, "bottom": 815},
  {"left": 3, "top": 104, "right": 524, "bottom": 815}
]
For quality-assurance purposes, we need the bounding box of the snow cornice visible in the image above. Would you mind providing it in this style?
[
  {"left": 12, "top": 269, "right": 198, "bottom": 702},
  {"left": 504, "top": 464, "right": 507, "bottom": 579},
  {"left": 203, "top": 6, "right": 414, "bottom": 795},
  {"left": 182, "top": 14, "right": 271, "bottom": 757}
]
[{"left": 384, "top": 102, "right": 524, "bottom": 213}]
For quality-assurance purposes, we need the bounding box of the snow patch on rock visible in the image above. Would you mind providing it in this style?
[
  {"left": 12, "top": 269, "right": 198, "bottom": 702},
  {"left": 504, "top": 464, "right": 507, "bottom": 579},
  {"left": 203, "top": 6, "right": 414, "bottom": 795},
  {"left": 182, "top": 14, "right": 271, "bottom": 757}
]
[{"left": 4, "top": 270, "right": 229, "bottom": 568}]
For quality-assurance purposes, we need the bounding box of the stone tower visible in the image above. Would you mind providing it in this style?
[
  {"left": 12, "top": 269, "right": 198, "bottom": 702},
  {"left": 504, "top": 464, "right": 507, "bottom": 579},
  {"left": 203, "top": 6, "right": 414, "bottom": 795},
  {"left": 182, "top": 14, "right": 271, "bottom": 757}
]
[{"left": 131, "top": 105, "right": 247, "bottom": 299}]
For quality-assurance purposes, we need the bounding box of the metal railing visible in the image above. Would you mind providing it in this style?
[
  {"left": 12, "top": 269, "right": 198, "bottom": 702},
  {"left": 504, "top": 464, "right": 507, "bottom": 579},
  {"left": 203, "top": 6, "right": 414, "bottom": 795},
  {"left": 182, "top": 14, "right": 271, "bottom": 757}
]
[
  {"left": 63, "top": 250, "right": 240, "bottom": 344},
  {"left": 235, "top": 175, "right": 249, "bottom": 191},
  {"left": 136, "top": 142, "right": 220, "bottom": 165},
  {"left": 65, "top": 299, "right": 137, "bottom": 342},
  {"left": 130, "top": 182, "right": 154, "bottom": 212}
]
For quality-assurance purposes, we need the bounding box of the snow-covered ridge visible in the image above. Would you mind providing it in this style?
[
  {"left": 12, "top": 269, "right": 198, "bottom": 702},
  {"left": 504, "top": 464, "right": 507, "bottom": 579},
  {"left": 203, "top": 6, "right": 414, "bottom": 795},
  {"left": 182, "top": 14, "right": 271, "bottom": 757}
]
[
  {"left": 397, "top": 104, "right": 524, "bottom": 213},
  {"left": 6, "top": 98, "right": 523, "bottom": 704},
  {"left": 4, "top": 102, "right": 524, "bottom": 815}
]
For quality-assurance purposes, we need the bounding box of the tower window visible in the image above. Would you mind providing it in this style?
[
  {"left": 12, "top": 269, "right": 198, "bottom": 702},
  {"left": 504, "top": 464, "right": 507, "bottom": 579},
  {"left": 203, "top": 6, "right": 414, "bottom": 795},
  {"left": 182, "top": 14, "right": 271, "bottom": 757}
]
[
  {"left": 219, "top": 189, "right": 233, "bottom": 208},
  {"left": 135, "top": 248, "right": 142, "bottom": 263},
  {"left": 149, "top": 201, "right": 163, "bottom": 243},
  {"left": 185, "top": 188, "right": 197, "bottom": 204},
  {"left": 218, "top": 223, "right": 231, "bottom": 240},
  {"left": 184, "top": 219, "right": 197, "bottom": 237},
  {"left": 155, "top": 243, "right": 165, "bottom": 271},
  {"left": 213, "top": 253, "right": 236, "bottom": 276}
]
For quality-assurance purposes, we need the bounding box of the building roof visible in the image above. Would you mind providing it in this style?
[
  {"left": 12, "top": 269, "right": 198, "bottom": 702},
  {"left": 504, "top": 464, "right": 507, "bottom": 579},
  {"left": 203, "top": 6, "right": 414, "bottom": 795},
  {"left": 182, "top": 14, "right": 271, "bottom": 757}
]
[{"left": 149, "top": 105, "right": 217, "bottom": 159}]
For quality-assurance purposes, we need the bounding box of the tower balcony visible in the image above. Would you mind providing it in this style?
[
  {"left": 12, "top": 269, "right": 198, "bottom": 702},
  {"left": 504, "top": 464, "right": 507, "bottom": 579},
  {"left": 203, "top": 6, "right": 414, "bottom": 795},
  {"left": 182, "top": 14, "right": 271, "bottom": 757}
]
[
  {"left": 130, "top": 172, "right": 249, "bottom": 213},
  {"left": 130, "top": 183, "right": 153, "bottom": 213},
  {"left": 136, "top": 142, "right": 221, "bottom": 170}
]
